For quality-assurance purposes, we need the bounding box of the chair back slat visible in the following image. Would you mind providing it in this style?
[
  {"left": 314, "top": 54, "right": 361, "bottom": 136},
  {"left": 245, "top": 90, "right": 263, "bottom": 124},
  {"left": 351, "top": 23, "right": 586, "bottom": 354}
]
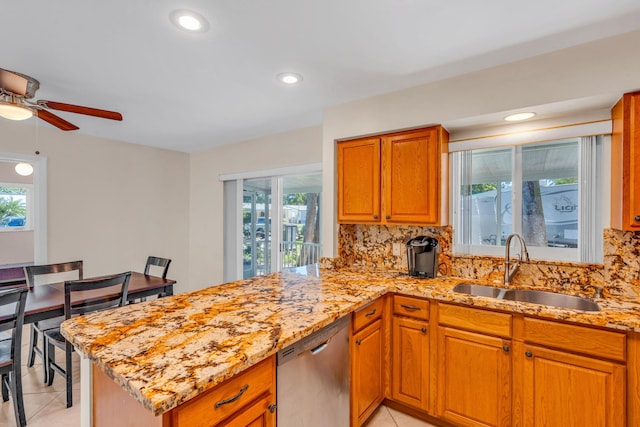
[
  {"left": 24, "top": 261, "right": 83, "bottom": 289},
  {"left": 64, "top": 271, "right": 131, "bottom": 319},
  {"left": 0, "top": 288, "right": 28, "bottom": 362},
  {"left": 144, "top": 256, "right": 171, "bottom": 279}
]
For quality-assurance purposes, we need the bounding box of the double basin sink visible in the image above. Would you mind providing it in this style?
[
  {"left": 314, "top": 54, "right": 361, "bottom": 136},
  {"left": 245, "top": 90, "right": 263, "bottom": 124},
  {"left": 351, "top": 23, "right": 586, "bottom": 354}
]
[{"left": 453, "top": 283, "right": 600, "bottom": 312}]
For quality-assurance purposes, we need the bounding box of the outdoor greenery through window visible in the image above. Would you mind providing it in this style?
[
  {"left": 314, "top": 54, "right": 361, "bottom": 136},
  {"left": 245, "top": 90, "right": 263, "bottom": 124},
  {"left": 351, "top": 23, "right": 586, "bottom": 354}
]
[
  {"left": 0, "top": 186, "right": 28, "bottom": 229},
  {"left": 452, "top": 137, "right": 602, "bottom": 262}
]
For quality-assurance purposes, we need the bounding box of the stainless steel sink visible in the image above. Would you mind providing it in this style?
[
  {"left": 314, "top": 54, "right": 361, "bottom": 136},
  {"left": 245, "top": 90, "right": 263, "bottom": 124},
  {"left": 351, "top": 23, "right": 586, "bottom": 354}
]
[
  {"left": 452, "top": 284, "right": 600, "bottom": 312},
  {"left": 502, "top": 289, "right": 600, "bottom": 312},
  {"left": 452, "top": 283, "right": 506, "bottom": 298}
]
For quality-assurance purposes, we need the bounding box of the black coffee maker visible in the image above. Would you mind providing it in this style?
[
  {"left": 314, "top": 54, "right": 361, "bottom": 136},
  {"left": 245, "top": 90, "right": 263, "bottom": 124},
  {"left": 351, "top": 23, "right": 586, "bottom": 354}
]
[{"left": 406, "top": 236, "right": 439, "bottom": 278}]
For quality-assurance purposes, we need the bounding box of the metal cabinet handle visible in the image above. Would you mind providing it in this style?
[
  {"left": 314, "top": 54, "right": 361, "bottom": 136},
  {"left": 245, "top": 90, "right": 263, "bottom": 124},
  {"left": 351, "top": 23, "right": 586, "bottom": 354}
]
[
  {"left": 503, "top": 345, "right": 510, "bottom": 353},
  {"left": 635, "top": 215, "right": 640, "bottom": 222},
  {"left": 386, "top": 215, "right": 391, "bottom": 220},
  {"left": 365, "top": 308, "right": 377, "bottom": 317},
  {"left": 525, "top": 351, "right": 533, "bottom": 358},
  {"left": 400, "top": 304, "right": 421, "bottom": 312},
  {"left": 356, "top": 339, "right": 362, "bottom": 345},
  {"left": 268, "top": 404, "right": 277, "bottom": 413},
  {"left": 373, "top": 215, "right": 379, "bottom": 220},
  {"left": 214, "top": 384, "right": 249, "bottom": 408},
  {"left": 421, "top": 327, "right": 427, "bottom": 334}
]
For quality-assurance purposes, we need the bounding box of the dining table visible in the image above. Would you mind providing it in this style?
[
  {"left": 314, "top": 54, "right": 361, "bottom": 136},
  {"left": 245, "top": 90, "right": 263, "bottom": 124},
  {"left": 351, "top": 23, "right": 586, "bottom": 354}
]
[{"left": 0, "top": 271, "right": 175, "bottom": 324}]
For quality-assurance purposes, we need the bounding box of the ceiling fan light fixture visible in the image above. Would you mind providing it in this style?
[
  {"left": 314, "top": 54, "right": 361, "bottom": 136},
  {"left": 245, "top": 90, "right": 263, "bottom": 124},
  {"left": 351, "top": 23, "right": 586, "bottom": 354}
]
[
  {"left": 15, "top": 162, "right": 33, "bottom": 176},
  {"left": 0, "top": 101, "right": 33, "bottom": 121},
  {"left": 170, "top": 9, "right": 210, "bottom": 33}
]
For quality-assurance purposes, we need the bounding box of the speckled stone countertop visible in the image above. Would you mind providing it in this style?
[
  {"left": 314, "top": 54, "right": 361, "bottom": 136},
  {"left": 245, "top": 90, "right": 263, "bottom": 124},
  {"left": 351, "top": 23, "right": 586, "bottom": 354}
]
[{"left": 61, "top": 264, "right": 640, "bottom": 416}]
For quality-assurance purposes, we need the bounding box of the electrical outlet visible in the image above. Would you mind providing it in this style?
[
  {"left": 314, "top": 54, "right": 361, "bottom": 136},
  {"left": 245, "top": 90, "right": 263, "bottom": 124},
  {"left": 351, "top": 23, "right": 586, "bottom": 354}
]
[{"left": 392, "top": 243, "right": 401, "bottom": 256}]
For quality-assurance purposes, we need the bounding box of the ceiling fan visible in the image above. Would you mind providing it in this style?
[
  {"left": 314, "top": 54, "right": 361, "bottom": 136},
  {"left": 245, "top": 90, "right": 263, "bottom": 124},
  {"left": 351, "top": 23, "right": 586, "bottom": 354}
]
[{"left": 0, "top": 67, "right": 122, "bottom": 131}]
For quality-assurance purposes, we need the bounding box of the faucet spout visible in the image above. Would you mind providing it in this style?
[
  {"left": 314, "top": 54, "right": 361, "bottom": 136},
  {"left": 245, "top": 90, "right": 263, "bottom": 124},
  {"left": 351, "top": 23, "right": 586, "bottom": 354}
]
[{"left": 504, "top": 233, "right": 529, "bottom": 287}]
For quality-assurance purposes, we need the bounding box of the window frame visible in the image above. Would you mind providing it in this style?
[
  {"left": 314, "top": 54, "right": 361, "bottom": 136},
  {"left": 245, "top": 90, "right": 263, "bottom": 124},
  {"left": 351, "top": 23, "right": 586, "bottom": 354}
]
[{"left": 449, "top": 122, "right": 609, "bottom": 264}]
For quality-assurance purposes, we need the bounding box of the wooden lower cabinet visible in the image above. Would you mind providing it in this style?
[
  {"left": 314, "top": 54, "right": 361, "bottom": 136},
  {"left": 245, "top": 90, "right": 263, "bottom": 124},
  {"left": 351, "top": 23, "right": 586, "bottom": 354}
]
[
  {"left": 93, "top": 356, "right": 276, "bottom": 427},
  {"left": 351, "top": 318, "right": 384, "bottom": 425},
  {"left": 520, "top": 344, "right": 625, "bottom": 427},
  {"left": 437, "top": 327, "right": 511, "bottom": 427},
  {"left": 164, "top": 356, "right": 276, "bottom": 427},
  {"left": 351, "top": 297, "right": 386, "bottom": 426},
  {"left": 391, "top": 315, "right": 430, "bottom": 411}
]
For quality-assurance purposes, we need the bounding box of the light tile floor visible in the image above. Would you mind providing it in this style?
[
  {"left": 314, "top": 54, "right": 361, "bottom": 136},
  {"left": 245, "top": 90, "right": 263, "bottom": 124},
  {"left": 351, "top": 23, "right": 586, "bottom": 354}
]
[
  {"left": 365, "top": 405, "right": 438, "bottom": 427},
  {"left": 0, "top": 328, "right": 81, "bottom": 427},
  {"left": 1, "top": 329, "right": 435, "bottom": 427}
]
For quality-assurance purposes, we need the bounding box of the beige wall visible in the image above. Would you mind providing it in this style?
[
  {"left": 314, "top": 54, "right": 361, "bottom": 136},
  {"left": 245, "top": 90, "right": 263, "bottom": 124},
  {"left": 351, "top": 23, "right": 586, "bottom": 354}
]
[
  {"left": 0, "top": 120, "right": 190, "bottom": 292},
  {"left": 189, "top": 126, "right": 322, "bottom": 289},
  {"left": 321, "top": 29, "right": 640, "bottom": 257}
]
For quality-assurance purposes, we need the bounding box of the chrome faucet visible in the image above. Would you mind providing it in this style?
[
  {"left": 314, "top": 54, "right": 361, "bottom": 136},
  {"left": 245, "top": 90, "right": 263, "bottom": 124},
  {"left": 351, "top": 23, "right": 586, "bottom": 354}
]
[{"left": 504, "top": 233, "right": 529, "bottom": 287}]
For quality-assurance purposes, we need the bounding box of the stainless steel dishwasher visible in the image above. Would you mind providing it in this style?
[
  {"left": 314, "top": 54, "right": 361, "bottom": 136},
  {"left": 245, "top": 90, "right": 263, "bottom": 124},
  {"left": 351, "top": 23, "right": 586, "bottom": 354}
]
[{"left": 276, "top": 315, "right": 350, "bottom": 427}]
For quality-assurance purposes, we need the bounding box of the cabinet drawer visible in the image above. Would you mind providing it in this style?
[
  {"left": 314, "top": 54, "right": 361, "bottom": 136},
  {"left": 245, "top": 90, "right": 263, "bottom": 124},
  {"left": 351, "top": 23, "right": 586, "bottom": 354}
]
[
  {"left": 438, "top": 303, "right": 512, "bottom": 338},
  {"left": 168, "top": 356, "right": 275, "bottom": 427},
  {"left": 393, "top": 295, "right": 429, "bottom": 320},
  {"left": 523, "top": 318, "right": 626, "bottom": 362},
  {"left": 353, "top": 297, "right": 384, "bottom": 332}
]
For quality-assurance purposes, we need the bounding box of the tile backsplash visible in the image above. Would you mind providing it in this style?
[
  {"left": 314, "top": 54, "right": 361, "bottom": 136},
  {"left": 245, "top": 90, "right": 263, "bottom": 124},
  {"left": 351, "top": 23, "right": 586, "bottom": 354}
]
[{"left": 331, "top": 224, "right": 640, "bottom": 299}]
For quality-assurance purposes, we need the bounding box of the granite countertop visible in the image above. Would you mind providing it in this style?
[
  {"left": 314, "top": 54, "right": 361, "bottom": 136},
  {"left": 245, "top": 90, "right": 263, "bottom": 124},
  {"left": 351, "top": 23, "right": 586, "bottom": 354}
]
[{"left": 61, "top": 264, "right": 640, "bottom": 416}]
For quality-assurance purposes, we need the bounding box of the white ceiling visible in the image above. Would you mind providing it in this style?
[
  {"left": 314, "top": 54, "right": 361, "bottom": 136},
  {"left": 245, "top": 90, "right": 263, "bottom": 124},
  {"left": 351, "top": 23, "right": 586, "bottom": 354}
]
[{"left": 3, "top": 0, "right": 640, "bottom": 153}]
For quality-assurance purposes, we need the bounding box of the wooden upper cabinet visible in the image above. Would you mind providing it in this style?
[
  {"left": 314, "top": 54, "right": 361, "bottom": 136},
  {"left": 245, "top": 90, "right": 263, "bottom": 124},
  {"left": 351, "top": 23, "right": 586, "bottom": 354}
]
[
  {"left": 337, "top": 137, "right": 382, "bottom": 223},
  {"left": 384, "top": 128, "right": 443, "bottom": 224},
  {"left": 337, "top": 126, "right": 449, "bottom": 225},
  {"left": 611, "top": 91, "right": 640, "bottom": 230}
]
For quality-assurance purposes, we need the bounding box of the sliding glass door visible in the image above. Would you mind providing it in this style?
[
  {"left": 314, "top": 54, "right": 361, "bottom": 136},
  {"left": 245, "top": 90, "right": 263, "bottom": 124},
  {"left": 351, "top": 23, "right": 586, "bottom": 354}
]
[{"left": 241, "top": 173, "right": 321, "bottom": 279}]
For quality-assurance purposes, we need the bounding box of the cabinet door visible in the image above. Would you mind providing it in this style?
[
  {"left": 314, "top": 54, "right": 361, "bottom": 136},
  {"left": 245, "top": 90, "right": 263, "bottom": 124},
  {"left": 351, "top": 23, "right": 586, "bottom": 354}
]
[
  {"left": 337, "top": 137, "right": 381, "bottom": 223},
  {"left": 437, "top": 327, "right": 511, "bottom": 427},
  {"left": 351, "top": 318, "right": 384, "bottom": 426},
  {"left": 383, "top": 128, "right": 441, "bottom": 224},
  {"left": 391, "top": 316, "right": 430, "bottom": 411},
  {"left": 522, "top": 345, "right": 625, "bottom": 427}
]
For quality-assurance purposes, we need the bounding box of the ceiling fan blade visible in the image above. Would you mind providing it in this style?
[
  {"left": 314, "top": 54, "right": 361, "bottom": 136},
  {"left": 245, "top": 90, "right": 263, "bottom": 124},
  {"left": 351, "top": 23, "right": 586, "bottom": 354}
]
[
  {"left": 0, "top": 68, "right": 29, "bottom": 96},
  {"left": 37, "top": 109, "right": 79, "bottom": 131},
  {"left": 39, "top": 100, "right": 123, "bottom": 121}
]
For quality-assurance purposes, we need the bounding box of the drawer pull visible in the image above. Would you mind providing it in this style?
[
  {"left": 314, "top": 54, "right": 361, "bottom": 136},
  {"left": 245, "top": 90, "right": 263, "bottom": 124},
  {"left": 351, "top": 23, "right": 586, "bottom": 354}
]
[
  {"left": 503, "top": 345, "right": 510, "bottom": 353},
  {"left": 356, "top": 339, "right": 362, "bottom": 345},
  {"left": 421, "top": 327, "right": 427, "bottom": 334},
  {"left": 525, "top": 351, "right": 533, "bottom": 358},
  {"left": 400, "top": 304, "right": 421, "bottom": 312},
  {"left": 373, "top": 215, "right": 379, "bottom": 220},
  {"left": 268, "top": 404, "right": 277, "bottom": 413},
  {"left": 365, "top": 308, "right": 377, "bottom": 317},
  {"left": 635, "top": 215, "right": 640, "bottom": 222},
  {"left": 214, "top": 384, "right": 249, "bottom": 409}
]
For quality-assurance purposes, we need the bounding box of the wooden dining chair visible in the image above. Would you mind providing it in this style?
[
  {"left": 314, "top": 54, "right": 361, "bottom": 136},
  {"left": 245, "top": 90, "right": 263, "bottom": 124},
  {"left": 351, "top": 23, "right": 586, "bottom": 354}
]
[
  {"left": 133, "top": 256, "right": 172, "bottom": 303},
  {"left": 0, "top": 287, "right": 28, "bottom": 427},
  {"left": 23, "top": 261, "right": 83, "bottom": 383},
  {"left": 44, "top": 271, "right": 131, "bottom": 408},
  {"left": 144, "top": 256, "right": 171, "bottom": 279}
]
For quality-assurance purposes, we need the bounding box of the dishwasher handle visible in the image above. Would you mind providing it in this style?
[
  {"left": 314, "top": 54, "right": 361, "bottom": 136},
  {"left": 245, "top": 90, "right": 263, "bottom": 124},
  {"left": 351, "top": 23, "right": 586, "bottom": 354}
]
[{"left": 310, "top": 338, "right": 331, "bottom": 355}]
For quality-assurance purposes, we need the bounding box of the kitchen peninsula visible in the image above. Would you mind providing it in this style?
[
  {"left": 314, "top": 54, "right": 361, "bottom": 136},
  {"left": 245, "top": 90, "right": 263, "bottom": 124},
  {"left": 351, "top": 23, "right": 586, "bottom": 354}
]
[{"left": 61, "top": 264, "right": 640, "bottom": 426}]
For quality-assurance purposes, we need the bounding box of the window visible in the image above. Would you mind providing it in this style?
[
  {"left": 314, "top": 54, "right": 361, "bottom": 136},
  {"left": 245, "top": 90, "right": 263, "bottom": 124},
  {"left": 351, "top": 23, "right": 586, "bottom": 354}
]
[
  {"left": 452, "top": 135, "right": 604, "bottom": 263},
  {"left": 0, "top": 184, "right": 33, "bottom": 231}
]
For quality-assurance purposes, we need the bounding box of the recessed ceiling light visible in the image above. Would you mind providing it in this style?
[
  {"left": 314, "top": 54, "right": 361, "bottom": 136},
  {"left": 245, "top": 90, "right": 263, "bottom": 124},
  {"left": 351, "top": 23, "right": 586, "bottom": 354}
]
[
  {"left": 504, "top": 112, "right": 536, "bottom": 122},
  {"left": 277, "top": 72, "right": 303, "bottom": 85},
  {"left": 170, "top": 9, "right": 210, "bottom": 33}
]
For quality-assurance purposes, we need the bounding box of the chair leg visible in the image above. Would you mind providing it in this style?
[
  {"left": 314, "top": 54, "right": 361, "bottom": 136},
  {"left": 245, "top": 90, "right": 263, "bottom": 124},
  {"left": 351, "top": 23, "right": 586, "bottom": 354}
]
[
  {"left": 45, "top": 337, "right": 55, "bottom": 386},
  {"left": 1, "top": 374, "right": 8, "bottom": 402},
  {"left": 10, "top": 370, "right": 27, "bottom": 427},
  {"left": 65, "top": 342, "right": 73, "bottom": 408},
  {"left": 27, "top": 325, "right": 38, "bottom": 367}
]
